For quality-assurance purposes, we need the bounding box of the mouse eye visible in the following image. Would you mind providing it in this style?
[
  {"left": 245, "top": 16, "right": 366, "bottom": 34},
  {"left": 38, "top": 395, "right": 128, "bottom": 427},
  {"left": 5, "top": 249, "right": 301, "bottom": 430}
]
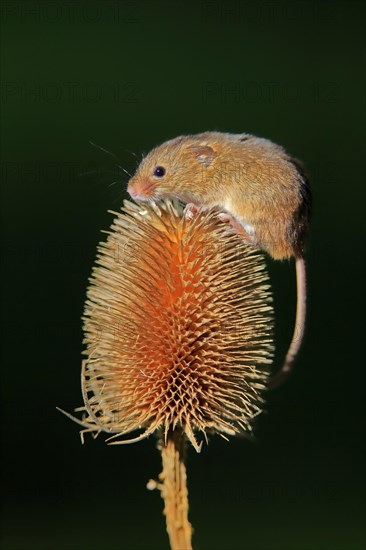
[{"left": 153, "top": 166, "right": 166, "bottom": 178}]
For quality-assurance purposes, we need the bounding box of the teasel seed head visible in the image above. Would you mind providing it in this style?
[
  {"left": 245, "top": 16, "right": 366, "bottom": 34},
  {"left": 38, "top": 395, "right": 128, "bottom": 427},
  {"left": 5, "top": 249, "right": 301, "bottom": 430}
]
[{"left": 75, "top": 200, "right": 273, "bottom": 452}]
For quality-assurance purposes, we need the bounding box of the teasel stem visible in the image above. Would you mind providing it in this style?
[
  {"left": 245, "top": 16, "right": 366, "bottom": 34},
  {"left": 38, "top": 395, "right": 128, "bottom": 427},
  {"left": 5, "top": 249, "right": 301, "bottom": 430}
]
[{"left": 148, "top": 428, "right": 192, "bottom": 550}]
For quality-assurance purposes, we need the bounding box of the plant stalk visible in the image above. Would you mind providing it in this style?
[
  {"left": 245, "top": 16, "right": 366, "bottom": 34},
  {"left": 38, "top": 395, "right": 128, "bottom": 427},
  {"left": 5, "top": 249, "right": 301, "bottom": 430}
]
[{"left": 148, "top": 429, "right": 193, "bottom": 550}]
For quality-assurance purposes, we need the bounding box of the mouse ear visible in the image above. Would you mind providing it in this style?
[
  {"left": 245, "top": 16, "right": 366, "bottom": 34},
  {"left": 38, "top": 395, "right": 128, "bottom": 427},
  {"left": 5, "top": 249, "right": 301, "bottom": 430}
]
[{"left": 187, "top": 145, "right": 216, "bottom": 167}]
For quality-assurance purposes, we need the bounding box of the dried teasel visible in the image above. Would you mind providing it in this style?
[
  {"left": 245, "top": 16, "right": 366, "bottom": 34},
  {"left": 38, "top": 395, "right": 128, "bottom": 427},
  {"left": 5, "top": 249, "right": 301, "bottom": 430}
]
[
  {"left": 61, "top": 199, "right": 274, "bottom": 549},
  {"left": 68, "top": 200, "right": 273, "bottom": 449}
]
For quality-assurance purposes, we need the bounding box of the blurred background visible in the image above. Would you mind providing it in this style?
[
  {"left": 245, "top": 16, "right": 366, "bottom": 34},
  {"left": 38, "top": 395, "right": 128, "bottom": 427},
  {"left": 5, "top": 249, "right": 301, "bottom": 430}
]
[{"left": 1, "top": 1, "right": 365, "bottom": 549}]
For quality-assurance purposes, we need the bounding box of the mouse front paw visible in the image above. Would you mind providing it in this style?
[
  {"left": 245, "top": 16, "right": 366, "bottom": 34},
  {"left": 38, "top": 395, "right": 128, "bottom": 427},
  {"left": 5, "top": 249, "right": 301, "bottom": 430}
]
[{"left": 184, "top": 203, "right": 201, "bottom": 220}]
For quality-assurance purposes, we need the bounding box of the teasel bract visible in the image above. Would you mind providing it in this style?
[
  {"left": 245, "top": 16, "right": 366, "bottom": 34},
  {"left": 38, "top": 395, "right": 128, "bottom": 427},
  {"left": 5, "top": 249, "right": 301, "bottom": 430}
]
[{"left": 64, "top": 200, "right": 274, "bottom": 549}]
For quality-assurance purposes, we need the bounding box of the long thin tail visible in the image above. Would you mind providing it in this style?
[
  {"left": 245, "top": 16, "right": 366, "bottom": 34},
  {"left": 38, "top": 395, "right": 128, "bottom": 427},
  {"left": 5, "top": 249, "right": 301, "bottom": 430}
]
[{"left": 269, "top": 256, "right": 307, "bottom": 389}]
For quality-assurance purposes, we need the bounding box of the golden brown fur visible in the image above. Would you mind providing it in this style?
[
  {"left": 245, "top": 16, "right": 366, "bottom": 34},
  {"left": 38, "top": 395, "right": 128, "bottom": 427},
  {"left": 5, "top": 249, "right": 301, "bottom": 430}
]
[{"left": 127, "top": 132, "right": 311, "bottom": 260}]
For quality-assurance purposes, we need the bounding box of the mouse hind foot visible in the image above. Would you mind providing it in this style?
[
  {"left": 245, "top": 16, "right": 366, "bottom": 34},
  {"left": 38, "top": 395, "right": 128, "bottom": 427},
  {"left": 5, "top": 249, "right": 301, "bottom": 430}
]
[{"left": 217, "top": 212, "right": 258, "bottom": 246}]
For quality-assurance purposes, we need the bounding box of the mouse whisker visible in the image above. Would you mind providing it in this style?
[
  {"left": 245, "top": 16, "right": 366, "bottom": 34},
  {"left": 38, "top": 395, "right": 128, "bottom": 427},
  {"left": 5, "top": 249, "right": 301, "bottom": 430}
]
[
  {"left": 88, "top": 141, "right": 134, "bottom": 178},
  {"left": 108, "top": 180, "right": 123, "bottom": 188},
  {"left": 124, "top": 149, "right": 139, "bottom": 159},
  {"left": 116, "top": 165, "right": 132, "bottom": 178},
  {"left": 89, "top": 140, "right": 121, "bottom": 161}
]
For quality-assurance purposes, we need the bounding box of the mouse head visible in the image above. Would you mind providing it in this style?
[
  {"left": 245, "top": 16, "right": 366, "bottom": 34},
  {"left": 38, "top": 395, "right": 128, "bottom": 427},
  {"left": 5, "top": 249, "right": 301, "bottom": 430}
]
[{"left": 127, "top": 135, "right": 219, "bottom": 203}]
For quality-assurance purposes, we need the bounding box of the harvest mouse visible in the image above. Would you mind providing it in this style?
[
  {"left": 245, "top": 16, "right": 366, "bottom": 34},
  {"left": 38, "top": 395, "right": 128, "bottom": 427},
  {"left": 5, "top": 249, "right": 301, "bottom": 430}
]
[{"left": 127, "top": 132, "right": 312, "bottom": 389}]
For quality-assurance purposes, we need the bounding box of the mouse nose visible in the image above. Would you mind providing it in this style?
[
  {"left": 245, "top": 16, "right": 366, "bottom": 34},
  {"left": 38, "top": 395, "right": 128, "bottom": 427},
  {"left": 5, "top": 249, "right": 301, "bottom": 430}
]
[
  {"left": 128, "top": 185, "right": 138, "bottom": 198},
  {"left": 127, "top": 177, "right": 140, "bottom": 198},
  {"left": 128, "top": 177, "right": 154, "bottom": 200}
]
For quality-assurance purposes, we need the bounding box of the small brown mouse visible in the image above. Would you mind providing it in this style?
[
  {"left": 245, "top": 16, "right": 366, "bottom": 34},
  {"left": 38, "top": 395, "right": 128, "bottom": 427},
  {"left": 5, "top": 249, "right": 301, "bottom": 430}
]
[{"left": 127, "top": 132, "right": 311, "bottom": 389}]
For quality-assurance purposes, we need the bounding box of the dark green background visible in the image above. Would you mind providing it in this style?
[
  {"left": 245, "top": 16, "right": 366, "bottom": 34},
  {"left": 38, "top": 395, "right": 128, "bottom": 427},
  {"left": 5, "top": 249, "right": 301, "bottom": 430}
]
[{"left": 1, "top": 1, "right": 365, "bottom": 549}]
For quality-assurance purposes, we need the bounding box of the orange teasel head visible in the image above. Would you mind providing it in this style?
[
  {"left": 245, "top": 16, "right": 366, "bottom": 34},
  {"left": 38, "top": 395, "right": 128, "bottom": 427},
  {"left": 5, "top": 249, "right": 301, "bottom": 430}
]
[{"left": 68, "top": 200, "right": 274, "bottom": 452}]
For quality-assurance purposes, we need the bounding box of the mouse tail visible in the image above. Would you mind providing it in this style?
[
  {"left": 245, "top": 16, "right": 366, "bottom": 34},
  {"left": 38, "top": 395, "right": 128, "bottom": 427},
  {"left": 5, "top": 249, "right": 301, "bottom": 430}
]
[{"left": 269, "top": 256, "right": 307, "bottom": 390}]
